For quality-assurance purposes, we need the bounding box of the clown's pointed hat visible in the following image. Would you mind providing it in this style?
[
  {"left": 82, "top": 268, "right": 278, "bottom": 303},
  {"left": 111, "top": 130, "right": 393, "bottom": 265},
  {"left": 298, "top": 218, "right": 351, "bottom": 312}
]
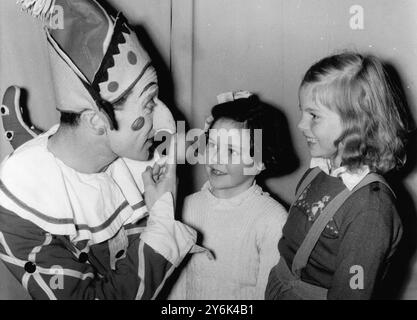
[{"left": 17, "top": 0, "right": 174, "bottom": 132}]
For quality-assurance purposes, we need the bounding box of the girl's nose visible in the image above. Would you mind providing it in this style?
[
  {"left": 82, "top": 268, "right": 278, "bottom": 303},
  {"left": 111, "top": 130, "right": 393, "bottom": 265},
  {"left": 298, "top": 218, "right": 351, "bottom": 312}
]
[
  {"left": 297, "top": 115, "right": 309, "bottom": 132},
  {"left": 207, "top": 144, "right": 229, "bottom": 165},
  {"left": 206, "top": 145, "right": 218, "bottom": 165}
]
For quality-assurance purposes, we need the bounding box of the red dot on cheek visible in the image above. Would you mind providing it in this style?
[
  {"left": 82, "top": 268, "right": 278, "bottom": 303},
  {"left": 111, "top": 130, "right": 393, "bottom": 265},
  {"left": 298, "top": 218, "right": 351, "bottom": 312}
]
[{"left": 131, "top": 117, "right": 145, "bottom": 131}]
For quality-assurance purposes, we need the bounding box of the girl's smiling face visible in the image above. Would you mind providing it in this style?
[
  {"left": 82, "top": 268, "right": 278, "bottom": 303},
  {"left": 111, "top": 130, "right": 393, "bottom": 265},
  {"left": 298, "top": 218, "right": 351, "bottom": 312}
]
[
  {"left": 205, "top": 118, "right": 259, "bottom": 199},
  {"left": 297, "top": 85, "right": 344, "bottom": 164}
]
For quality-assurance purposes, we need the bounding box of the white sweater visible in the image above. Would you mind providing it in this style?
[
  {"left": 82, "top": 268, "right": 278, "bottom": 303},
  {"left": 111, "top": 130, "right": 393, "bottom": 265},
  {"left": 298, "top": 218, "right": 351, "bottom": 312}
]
[{"left": 169, "top": 182, "right": 288, "bottom": 300}]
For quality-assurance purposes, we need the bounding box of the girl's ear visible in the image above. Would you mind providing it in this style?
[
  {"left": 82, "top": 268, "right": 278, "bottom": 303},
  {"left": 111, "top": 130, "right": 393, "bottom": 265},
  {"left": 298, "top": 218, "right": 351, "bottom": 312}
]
[
  {"left": 244, "top": 161, "right": 265, "bottom": 175},
  {"left": 81, "top": 110, "right": 107, "bottom": 135}
]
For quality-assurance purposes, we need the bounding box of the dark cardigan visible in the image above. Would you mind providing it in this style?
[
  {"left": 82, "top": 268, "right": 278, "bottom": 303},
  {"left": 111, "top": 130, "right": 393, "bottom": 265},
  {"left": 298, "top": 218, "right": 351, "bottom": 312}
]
[{"left": 279, "top": 169, "right": 403, "bottom": 299}]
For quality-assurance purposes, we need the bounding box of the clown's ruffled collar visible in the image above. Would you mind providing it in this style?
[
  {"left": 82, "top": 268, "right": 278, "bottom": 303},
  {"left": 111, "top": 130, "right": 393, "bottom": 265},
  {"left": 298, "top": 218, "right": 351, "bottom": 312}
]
[{"left": 0, "top": 125, "right": 150, "bottom": 244}]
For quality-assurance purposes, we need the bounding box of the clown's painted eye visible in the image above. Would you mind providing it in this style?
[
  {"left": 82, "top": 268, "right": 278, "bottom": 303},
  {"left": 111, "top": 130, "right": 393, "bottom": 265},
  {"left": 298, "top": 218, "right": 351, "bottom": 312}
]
[
  {"left": 144, "top": 99, "right": 156, "bottom": 114},
  {"left": 141, "top": 84, "right": 159, "bottom": 114}
]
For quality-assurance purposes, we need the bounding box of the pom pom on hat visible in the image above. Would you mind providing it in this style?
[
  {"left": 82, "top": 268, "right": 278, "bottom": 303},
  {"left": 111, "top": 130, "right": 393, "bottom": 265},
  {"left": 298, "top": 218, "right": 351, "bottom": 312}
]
[{"left": 17, "top": 0, "right": 56, "bottom": 21}]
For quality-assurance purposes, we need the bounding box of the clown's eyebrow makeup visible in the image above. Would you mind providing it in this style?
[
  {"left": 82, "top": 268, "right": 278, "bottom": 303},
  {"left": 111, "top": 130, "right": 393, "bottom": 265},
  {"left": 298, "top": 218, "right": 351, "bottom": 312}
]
[
  {"left": 113, "top": 88, "right": 134, "bottom": 109},
  {"left": 139, "top": 82, "right": 158, "bottom": 98},
  {"left": 140, "top": 84, "right": 158, "bottom": 111}
]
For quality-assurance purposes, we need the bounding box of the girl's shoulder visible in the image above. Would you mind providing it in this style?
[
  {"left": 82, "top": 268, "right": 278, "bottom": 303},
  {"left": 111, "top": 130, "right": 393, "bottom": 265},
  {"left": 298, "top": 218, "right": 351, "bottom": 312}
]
[
  {"left": 180, "top": 190, "right": 210, "bottom": 224},
  {"left": 295, "top": 168, "right": 318, "bottom": 193},
  {"left": 183, "top": 189, "right": 209, "bottom": 209},
  {"left": 251, "top": 186, "right": 288, "bottom": 223},
  {"left": 254, "top": 189, "right": 286, "bottom": 210},
  {"left": 330, "top": 179, "right": 401, "bottom": 238},
  {"left": 344, "top": 180, "right": 397, "bottom": 215}
]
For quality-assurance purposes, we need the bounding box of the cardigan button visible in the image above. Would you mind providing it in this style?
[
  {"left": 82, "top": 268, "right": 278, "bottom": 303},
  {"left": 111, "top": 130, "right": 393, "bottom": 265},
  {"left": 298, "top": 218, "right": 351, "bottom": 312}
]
[{"left": 24, "top": 262, "right": 36, "bottom": 273}]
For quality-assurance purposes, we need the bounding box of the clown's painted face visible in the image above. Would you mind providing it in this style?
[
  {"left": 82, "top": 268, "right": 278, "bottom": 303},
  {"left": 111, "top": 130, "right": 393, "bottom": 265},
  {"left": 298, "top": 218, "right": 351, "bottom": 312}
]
[{"left": 106, "top": 80, "right": 165, "bottom": 161}]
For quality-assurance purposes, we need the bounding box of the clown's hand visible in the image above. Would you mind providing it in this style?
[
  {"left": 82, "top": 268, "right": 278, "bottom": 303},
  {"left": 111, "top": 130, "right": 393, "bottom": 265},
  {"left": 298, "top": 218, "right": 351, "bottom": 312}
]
[{"left": 142, "top": 135, "right": 177, "bottom": 210}]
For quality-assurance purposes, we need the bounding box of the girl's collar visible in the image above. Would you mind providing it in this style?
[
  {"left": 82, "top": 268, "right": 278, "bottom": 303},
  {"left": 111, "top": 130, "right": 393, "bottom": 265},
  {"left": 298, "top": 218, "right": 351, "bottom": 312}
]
[
  {"left": 310, "top": 157, "right": 370, "bottom": 191},
  {"left": 201, "top": 180, "right": 263, "bottom": 207}
]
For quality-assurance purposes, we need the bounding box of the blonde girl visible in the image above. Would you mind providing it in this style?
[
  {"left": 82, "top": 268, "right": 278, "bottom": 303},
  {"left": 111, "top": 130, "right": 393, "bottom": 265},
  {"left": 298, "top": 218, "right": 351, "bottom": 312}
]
[{"left": 266, "top": 52, "right": 407, "bottom": 300}]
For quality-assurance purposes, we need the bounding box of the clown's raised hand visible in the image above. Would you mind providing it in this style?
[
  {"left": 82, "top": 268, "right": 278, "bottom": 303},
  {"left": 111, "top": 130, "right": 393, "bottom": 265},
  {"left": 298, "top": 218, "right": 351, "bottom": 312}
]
[{"left": 142, "top": 134, "right": 177, "bottom": 210}]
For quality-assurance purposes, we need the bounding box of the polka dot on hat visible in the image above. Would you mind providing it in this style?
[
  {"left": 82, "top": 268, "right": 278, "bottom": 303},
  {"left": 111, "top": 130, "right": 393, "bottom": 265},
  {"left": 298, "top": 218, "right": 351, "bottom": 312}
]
[
  {"left": 127, "top": 51, "right": 137, "bottom": 65},
  {"left": 108, "top": 81, "right": 119, "bottom": 93}
]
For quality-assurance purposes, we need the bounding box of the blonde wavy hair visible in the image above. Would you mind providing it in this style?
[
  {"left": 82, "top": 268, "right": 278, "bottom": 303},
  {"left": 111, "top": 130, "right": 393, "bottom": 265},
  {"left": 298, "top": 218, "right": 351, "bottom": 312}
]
[{"left": 301, "top": 52, "right": 407, "bottom": 174}]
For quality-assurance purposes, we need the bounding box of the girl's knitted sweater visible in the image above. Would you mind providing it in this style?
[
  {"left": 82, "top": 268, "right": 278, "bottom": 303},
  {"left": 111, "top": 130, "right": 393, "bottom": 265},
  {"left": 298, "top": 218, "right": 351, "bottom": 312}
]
[{"left": 169, "top": 182, "right": 287, "bottom": 300}]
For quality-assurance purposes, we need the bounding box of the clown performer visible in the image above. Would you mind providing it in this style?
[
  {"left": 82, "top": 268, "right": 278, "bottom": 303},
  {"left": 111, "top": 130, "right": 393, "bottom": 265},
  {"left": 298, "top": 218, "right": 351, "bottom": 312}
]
[{"left": 0, "top": 0, "right": 199, "bottom": 299}]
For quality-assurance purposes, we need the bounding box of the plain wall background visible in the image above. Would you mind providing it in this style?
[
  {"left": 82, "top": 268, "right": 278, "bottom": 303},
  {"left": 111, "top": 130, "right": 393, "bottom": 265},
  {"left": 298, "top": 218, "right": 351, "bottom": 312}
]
[{"left": 1, "top": 0, "right": 417, "bottom": 299}]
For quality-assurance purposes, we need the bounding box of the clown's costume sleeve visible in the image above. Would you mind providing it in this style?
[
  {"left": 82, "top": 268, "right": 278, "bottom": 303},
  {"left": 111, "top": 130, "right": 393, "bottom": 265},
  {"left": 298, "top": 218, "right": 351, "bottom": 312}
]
[
  {"left": 0, "top": 128, "right": 196, "bottom": 300},
  {"left": 0, "top": 199, "right": 195, "bottom": 300}
]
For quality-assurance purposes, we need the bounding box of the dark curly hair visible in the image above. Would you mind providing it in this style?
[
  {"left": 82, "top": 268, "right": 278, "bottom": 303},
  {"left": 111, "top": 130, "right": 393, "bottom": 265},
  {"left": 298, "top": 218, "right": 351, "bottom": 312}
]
[
  {"left": 207, "top": 95, "right": 280, "bottom": 171},
  {"left": 301, "top": 52, "right": 408, "bottom": 174}
]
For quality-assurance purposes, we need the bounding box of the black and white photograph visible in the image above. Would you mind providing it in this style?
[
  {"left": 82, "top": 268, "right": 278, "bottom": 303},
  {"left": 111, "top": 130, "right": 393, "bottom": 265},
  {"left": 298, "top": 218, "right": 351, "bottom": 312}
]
[{"left": 0, "top": 0, "right": 416, "bottom": 304}]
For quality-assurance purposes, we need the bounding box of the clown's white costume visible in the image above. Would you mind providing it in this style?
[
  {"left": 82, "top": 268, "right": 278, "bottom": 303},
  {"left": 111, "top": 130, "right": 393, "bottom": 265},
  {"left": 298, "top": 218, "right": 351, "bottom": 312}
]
[{"left": 0, "top": 0, "right": 196, "bottom": 299}]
